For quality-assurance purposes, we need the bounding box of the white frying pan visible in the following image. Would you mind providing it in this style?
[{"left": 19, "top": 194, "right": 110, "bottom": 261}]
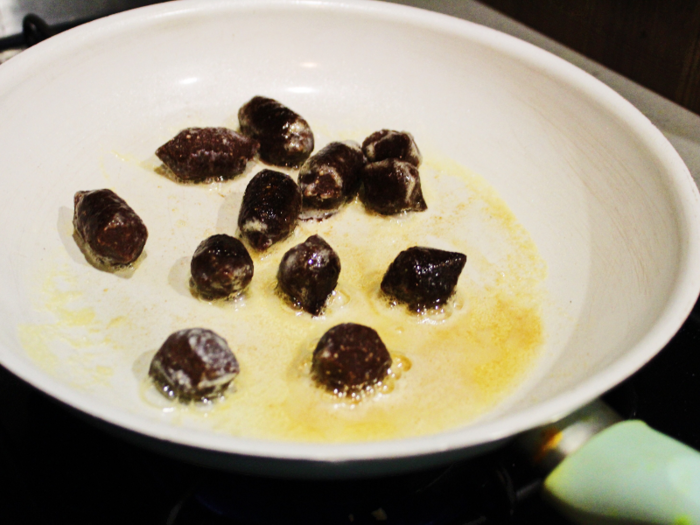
[{"left": 0, "top": 1, "right": 698, "bottom": 522}]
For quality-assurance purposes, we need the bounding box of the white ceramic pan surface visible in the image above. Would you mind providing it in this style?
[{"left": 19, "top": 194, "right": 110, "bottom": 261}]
[{"left": 0, "top": 0, "right": 698, "bottom": 476}]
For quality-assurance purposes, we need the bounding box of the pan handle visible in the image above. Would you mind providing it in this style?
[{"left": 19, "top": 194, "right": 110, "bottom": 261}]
[{"left": 517, "top": 400, "right": 700, "bottom": 524}]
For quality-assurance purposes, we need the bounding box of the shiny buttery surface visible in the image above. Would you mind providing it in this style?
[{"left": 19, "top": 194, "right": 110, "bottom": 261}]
[{"left": 19, "top": 150, "right": 546, "bottom": 443}]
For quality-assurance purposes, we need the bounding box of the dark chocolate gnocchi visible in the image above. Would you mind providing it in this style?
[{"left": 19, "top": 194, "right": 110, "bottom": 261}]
[
  {"left": 381, "top": 247, "right": 467, "bottom": 311},
  {"left": 190, "top": 234, "right": 254, "bottom": 300},
  {"left": 298, "top": 141, "right": 365, "bottom": 213},
  {"left": 237, "top": 169, "right": 302, "bottom": 251},
  {"left": 238, "top": 96, "right": 314, "bottom": 167},
  {"left": 277, "top": 235, "right": 340, "bottom": 315},
  {"left": 360, "top": 159, "right": 427, "bottom": 215},
  {"left": 362, "top": 129, "right": 422, "bottom": 167},
  {"left": 155, "top": 127, "right": 259, "bottom": 183},
  {"left": 311, "top": 323, "right": 392, "bottom": 395},
  {"left": 73, "top": 189, "right": 148, "bottom": 268},
  {"left": 149, "top": 328, "right": 240, "bottom": 402}
]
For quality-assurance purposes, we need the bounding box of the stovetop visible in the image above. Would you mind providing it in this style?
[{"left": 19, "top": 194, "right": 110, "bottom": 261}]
[
  {"left": 1, "top": 2, "right": 700, "bottom": 524},
  {"left": 0, "top": 296, "right": 698, "bottom": 525}
]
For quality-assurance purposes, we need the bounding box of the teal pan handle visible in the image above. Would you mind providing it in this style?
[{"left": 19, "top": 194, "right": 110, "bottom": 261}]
[{"left": 516, "top": 401, "right": 700, "bottom": 524}]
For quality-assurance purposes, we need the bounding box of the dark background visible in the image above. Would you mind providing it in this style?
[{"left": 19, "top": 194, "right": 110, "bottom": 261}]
[{"left": 477, "top": 0, "right": 700, "bottom": 115}]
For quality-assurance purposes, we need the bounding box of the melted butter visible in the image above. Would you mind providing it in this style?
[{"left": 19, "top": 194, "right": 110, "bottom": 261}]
[
  {"left": 21, "top": 153, "right": 547, "bottom": 443},
  {"left": 151, "top": 159, "right": 546, "bottom": 442}
]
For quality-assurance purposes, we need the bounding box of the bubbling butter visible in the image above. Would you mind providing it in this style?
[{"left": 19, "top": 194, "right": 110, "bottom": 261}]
[{"left": 20, "top": 150, "right": 546, "bottom": 443}]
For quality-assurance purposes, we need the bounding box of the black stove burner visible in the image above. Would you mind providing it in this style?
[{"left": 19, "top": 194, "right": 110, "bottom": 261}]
[
  {"left": 186, "top": 456, "right": 526, "bottom": 525},
  {"left": 0, "top": 4, "right": 170, "bottom": 53}
]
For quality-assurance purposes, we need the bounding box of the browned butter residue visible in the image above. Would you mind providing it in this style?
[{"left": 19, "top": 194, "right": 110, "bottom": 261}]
[{"left": 21, "top": 152, "right": 546, "bottom": 443}]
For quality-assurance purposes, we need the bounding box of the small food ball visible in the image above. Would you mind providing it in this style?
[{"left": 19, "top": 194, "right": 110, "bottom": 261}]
[
  {"left": 190, "top": 234, "right": 254, "bottom": 300},
  {"left": 155, "top": 127, "right": 259, "bottom": 183},
  {"left": 311, "top": 323, "right": 392, "bottom": 394},
  {"left": 381, "top": 247, "right": 467, "bottom": 311},
  {"left": 362, "top": 129, "right": 422, "bottom": 167},
  {"left": 238, "top": 96, "right": 314, "bottom": 167},
  {"left": 298, "top": 141, "right": 365, "bottom": 212},
  {"left": 277, "top": 235, "right": 341, "bottom": 315},
  {"left": 73, "top": 189, "right": 148, "bottom": 268},
  {"left": 360, "top": 159, "right": 427, "bottom": 215},
  {"left": 238, "top": 169, "right": 302, "bottom": 251},
  {"left": 149, "top": 328, "right": 240, "bottom": 402}
]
